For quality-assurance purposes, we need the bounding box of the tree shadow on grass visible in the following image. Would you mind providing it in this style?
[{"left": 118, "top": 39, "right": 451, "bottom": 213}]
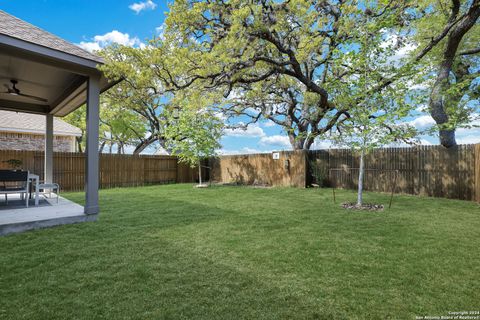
[{"left": 0, "top": 220, "right": 342, "bottom": 320}]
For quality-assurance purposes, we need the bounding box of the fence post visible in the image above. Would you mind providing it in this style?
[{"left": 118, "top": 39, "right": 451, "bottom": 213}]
[
  {"left": 475, "top": 144, "right": 480, "bottom": 203},
  {"left": 304, "top": 150, "right": 310, "bottom": 188}
]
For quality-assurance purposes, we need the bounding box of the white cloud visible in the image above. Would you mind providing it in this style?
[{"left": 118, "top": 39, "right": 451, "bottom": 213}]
[
  {"left": 414, "top": 104, "right": 428, "bottom": 113},
  {"left": 155, "top": 23, "right": 166, "bottom": 38},
  {"left": 263, "top": 120, "right": 276, "bottom": 127},
  {"left": 311, "top": 139, "right": 333, "bottom": 149},
  {"left": 409, "top": 81, "right": 431, "bottom": 91},
  {"left": 77, "top": 30, "right": 142, "bottom": 52},
  {"left": 390, "top": 42, "right": 416, "bottom": 63},
  {"left": 224, "top": 124, "right": 265, "bottom": 138},
  {"left": 457, "top": 134, "right": 480, "bottom": 144},
  {"left": 245, "top": 107, "right": 261, "bottom": 116},
  {"left": 155, "top": 147, "right": 170, "bottom": 155},
  {"left": 94, "top": 31, "right": 140, "bottom": 46},
  {"left": 259, "top": 135, "right": 292, "bottom": 148},
  {"left": 214, "top": 111, "right": 227, "bottom": 121},
  {"left": 406, "top": 113, "right": 480, "bottom": 144},
  {"left": 456, "top": 117, "right": 480, "bottom": 144},
  {"left": 457, "top": 116, "right": 480, "bottom": 135},
  {"left": 129, "top": 0, "right": 157, "bottom": 14},
  {"left": 387, "top": 138, "right": 433, "bottom": 147},
  {"left": 218, "top": 147, "right": 266, "bottom": 155},
  {"left": 77, "top": 41, "right": 101, "bottom": 52},
  {"left": 408, "top": 115, "right": 436, "bottom": 130},
  {"left": 419, "top": 139, "right": 433, "bottom": 145},
  {"left": 380, "top": 32, "right": 417, "bottom": 66}
]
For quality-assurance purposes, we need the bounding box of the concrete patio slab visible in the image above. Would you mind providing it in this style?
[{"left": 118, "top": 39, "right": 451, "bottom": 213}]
[{"left": 0, "top": 195, "right": 96, "bottom": 236}]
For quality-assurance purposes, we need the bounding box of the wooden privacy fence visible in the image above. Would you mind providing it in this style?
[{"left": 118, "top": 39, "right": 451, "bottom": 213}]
[
  {"left": 209, "top": 144, "right": 480, "bottom": 202},
  {"left": 1, "top": 145, "right": 479, "bottom": 201},
  {"left": 309, "top": 144, "right": 480, "bottom": 202},
  {"left": 0, "top": 150, "right": 199, "bottom": 191},
  {"left": 209, "top": 151, "right": 308, "bottom": 188}
]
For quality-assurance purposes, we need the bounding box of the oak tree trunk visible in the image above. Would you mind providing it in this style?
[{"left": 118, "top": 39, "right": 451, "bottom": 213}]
[{"left": 76, "top": 136, "right": 83, "bottom": 153}]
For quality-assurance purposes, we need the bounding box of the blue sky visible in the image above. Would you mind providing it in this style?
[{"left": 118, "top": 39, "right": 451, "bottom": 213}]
[{"left": 2, "top": 0, "right": 479, "bottom": 153}]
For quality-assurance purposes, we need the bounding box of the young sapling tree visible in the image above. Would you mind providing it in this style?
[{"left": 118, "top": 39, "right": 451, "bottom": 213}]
[
  {"left": 332, "top": 106, "right": 417, "bottom": 207},
  {"left": 331, "top": 12, "right": 418, "bottom": 207},
  {"left": 163, "top": 91, "right": 223, "bottom": 187}
]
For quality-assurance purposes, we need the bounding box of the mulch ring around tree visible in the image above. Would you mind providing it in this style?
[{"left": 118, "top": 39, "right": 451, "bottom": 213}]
[{"left": 341, "top": 203, "right": 384, "bottom": 211}]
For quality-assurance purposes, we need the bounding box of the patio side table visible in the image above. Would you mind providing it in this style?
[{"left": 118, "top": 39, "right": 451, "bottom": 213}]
[{"left": 36, "top": 183, "right": 60, "bottom": 203}]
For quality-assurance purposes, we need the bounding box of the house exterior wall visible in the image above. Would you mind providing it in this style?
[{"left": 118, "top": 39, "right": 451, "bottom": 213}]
[{"left": 0, "top": 132, "right": 76, "bottom": 152}]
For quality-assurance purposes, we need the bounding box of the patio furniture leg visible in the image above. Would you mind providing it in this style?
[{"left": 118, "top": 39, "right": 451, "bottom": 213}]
[
  {"left": 34, "top": 178, "right": 39, "bottom": 206},
  {"left": 27, "top": 181, "right": 30, "bottom": 207},
  {"left": 35, "top": 183, "right": 60, "bottom": 205}
]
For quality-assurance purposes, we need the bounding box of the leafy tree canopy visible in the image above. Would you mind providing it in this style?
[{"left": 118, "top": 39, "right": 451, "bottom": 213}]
[
  {"left": 98, "top": 44, "right": 176, "bottom": 154},
  {"left": 64, "top": 94, "right": 146, "bottom": 154},
  {"left": 161, "top": 0, "right": 418, "bottom": 149},
  {"left": 405, "top": 0, "right": 480, "bottom": 147}
]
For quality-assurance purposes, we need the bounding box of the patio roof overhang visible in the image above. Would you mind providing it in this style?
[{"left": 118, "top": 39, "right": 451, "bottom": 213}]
[
  {"left": 0, "top": 35, "right": 117, "bottom": 116},
  {"left": 0, "top": 10, "right": 119, "bottom": 117}
]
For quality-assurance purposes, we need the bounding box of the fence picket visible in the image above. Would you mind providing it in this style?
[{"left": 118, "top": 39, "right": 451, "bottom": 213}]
[
  {"left": 0, "top": 150, "right": 197, "bottom": 191},
  {"left": 308, "top": 144, "right": 478, "bottom": 201}
]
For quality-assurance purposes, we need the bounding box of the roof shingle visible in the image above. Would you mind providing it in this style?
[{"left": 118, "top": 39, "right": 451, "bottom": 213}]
[
  {"left": 0, "top": 10, "right": 103, "bottom": 63},
  {"left": 0, "top": 110, "right": 82, "bottom": 136}
]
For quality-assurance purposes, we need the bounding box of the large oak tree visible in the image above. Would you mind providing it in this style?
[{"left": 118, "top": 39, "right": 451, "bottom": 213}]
[
  {"left": 409, "top": 0, "right": 480, "bottom": 147},
  {"left": 162, "top": 0, "right": 415, "bottom": 150}
]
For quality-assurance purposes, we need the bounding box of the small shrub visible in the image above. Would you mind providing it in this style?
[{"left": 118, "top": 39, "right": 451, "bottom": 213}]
[
  {"left": 309, "top": 159, "right": 327, "bottom": 187},
  {"left": 2, "top": 159, "right": 22, "bottom": 170}
]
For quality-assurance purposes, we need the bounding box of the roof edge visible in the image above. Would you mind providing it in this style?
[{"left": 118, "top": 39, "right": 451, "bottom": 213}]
[
  {"left": 0, "top": 127, "right": 82, "bottom": 137},
  {"left": 0, "top": 10, "right": 104, "bottom": 64},
  {"left": 0, "top": 34, "right": 103, "bottom": 71}
]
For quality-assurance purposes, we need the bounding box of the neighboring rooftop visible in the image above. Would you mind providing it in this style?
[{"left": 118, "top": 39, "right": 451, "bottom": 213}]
[
  {"left": 0, "top": 10, "right": 103, "bottom": 63},
  {"left": 0, "top": 110, "right": 82, "bottom": 136}
]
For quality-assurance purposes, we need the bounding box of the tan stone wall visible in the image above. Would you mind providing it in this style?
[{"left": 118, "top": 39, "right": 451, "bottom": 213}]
[{"left": 0, "top": 132, "right": 76, "bottom": 152}]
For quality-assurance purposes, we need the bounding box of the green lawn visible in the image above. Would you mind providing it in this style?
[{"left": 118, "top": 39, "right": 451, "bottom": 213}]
[{"left": 1, "top": 185, "right": 479, "bottom": 320}]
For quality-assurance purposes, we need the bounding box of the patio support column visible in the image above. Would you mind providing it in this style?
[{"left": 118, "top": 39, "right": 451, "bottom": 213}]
[
  {"left": 45, "top": 114, "right": 54, "bottom": 183},
  {"left": 84, "top": 75, "right": 100, "bottom": 215}
]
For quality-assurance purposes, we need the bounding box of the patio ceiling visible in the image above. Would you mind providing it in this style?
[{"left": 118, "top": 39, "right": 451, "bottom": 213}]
[{"left": 0, "top": 10, "right": 115, "bottom": 117}]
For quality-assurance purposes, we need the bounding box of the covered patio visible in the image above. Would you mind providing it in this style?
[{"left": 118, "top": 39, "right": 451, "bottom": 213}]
[{"left": 0, "top": 10, "right": 115, "bottom": 235}]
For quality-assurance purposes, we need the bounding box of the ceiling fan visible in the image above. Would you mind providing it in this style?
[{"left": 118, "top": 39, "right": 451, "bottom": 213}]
[{"left": 1, "top": 79, "right": 48, "bottom": 102}]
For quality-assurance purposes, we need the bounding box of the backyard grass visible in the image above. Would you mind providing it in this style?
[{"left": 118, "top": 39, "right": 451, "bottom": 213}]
[{"left": 0, "top": 184, "right": 479, "bottom": 320}]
